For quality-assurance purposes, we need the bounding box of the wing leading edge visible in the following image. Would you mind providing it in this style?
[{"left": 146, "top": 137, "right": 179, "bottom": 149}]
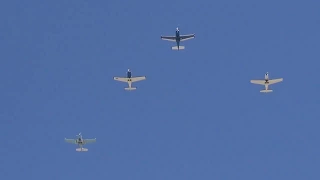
[
  {"left": 180, "top": 34, "right": 195, "bottom": 41},
  {"left": 113, "top": 76, "right": 146, "bottom": 83},
  {"left": 268, "top": 78, "right": 283, "bottom": 85},
  {"left": 250, "top": 80, "right": 265, "bottom": 85},
  {"left": 84, "top": 138, "right": 96, "bottom": 144},
  {"left": 131, "top": 76, "right": 146, "bottom": 82},
  {"left": 114, "top": 77, "right": 128, "bottom": 82},
  {"left": 161, "top": 36, "right": 176, "bottom": 42},
  {"left": 250, "top": 78, "right": 283, "bottom": 85},
  {"left": 65, "top": 138, "right": 76, "bottom": 144}
]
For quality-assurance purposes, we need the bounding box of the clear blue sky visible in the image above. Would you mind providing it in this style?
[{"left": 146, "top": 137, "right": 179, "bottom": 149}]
[{"left": 1, "top": 0, "right": 319, "bottom": 180}]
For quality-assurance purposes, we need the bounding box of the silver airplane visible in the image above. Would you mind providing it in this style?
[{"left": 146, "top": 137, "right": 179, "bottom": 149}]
[
  {"left": 113, "top": 69, "right": 146, "bottom": 90},
  {"left": 161, "top": 27, "right": 195, "bottom": 50},
  {"left": 65, "top": 132, "right": 96, "bottom": 152},
  {"left": 250, "top": 72, "right": 283, "bottom": 93}
]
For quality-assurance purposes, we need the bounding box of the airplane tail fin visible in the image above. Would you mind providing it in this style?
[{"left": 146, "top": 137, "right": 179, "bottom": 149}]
[
  {"left": 125, "top": 87, "right": 137, "bottom": 91},
  {"left": 260, "top": 90, "right": 273, "bottom": 93},
  {"left": 76, "top": 148, "right": 88, "bottom": 152},
  {"left": 172, "top": 46, "right": 185, "bottom": 50}
]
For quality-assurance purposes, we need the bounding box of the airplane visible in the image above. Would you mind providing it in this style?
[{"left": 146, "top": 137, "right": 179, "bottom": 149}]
[
  {"left": 161, "top": 27, "right": 195, "bottom": 50},
  {"left": 65, "top": 132, "right": 96, "bottom": 152},
  {"left": 113, "top": 69, "right": 146, "bottom": 90},
  {"left": 250, "top": 72, "right": 283, "bottom": 93}
]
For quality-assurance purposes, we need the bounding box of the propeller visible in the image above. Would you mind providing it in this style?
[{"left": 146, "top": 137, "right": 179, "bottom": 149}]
[{"left": 176, "top": 23, "right": 180, "bottom": 31}]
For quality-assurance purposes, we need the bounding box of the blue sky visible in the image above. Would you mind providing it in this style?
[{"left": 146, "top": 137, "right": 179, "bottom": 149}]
[{"left": 0, "top": 0, "right": 320, "bottom": 180}]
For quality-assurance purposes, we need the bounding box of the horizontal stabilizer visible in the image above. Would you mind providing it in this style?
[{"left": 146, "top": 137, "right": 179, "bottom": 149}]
[
  {"left": 76, "top": 148, "right": 88, "bottom": 152},
  {"left": 172, "top": 46, "right": 185, "bottom": 50},
  {"left": 260, "top": 90, "right": 273, "bottom": 93},
  {"left": 125, "top": 87, "right": 137, "bottom": 91}
]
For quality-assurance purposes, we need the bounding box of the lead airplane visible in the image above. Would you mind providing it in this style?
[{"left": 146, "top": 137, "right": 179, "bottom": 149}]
[
  {"left": 65, "top": 133, "right": 96, "bottom": 152},
  {"left": 161, "top": 27, "right": 195, "bottom": 50},
  {"left": 113, "top": 69, "right": 146, "bottom": 90},
  {"left": 250, "top": 72, "right": 283, "bottom": 93}
]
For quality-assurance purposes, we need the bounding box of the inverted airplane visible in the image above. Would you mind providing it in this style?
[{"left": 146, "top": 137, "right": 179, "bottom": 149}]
[
  {"left": 250, "top": 72, "right": 283, "bottom": 93},
  {"left": 161, "top": 27, "right": 195, "bottom": 50},
  {"left": 65, "top": 132, "right": 96, "bottom": 152},
  {"left": 114, "top": 69, "right": 146, "bottom": 90}
]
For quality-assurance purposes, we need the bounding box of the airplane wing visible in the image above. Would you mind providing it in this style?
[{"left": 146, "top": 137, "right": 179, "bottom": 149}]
[
  {"left": 65, "top": 138, "right": 76, "bottom": 144},
  {"left": 180, "top": 34, "right": 195, "bottom": 41},
  {"left": 114, "top": 77, "right": 128, "bottom": 83},
  {"left": 84, "top": 138, "right": 96, "bottom": 144},
  {"left": 268, "top": 78, "right": 283, "bottom": 85},
  {"left": 250, "top": 80, "right": 265, "bottom": 85},
  {"left": 131, "top": 76, "right": 146, "bottom": 82},
  {"left": 161, "top": 36, "right": 176, "bottom": 42}
]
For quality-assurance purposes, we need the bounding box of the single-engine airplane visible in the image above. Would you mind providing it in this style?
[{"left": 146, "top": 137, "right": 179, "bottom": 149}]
[
  {"left": 161, "top": 27, "right": 195, "bottom": 50},
  {"left": 250, "top": 72, "right": 283, "bottom": 93},
  {"left": 113, "top": 69, "right": 146, "bottom": 90},
  {"left": 65, "top": 133, "right": 96, "bottom": 152}
]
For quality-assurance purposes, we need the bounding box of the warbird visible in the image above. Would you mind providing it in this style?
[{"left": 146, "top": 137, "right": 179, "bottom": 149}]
[
  {"left": 161, "top": 27, "right": 195, "bottom": 50},
  {"left": 114, "top": 69, "right": 146, "bottom": 90},
  {"left": 250, "top": 72, "right": 283, "bottom": 93},
  {"left": 65, "top": 133, "right": 96, "bottom": 152}
]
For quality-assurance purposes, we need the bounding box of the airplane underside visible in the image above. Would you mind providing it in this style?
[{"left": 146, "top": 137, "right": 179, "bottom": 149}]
[
  {"left": 172, "top": 41, "right": 185, "bottom": 50},
  {"left": 260, "top": 84, "right": 273, "bottom": 93},
  {"left": 76, "top": 147, "right": 88, "bottom": 152},
  {"left": 161, "top": 28, "right": 195, "bottom": 50},
  {"left": 76, "top": 144, "right": 88, "bottom": 152},
  {"left": 125, "top": 82, "right": 136, "bottom": 90}
]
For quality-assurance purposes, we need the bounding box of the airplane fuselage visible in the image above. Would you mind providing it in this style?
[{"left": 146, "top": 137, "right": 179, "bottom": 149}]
[
  {"left": 175, "top": 30, "right": 180, "bottom": 41},
  {"left": 126, "top": 70, "right": 133, "bottom": 88},
  {"left": 175, "top": 30, "right": 180, "bottom": 48},
  {"left": 264, "top": 73, "right": 269, "bottom": 84},
  {"left": 76, "top": 137, "right": 83, "bottom": 144},
  {"left": 127, "top": 71, "right": 132, "bottom": 83},
  {"left": 127, "top": 71, "right": 132, "bottom": 78}
]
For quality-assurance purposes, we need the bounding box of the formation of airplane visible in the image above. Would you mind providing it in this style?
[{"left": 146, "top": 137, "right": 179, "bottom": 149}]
[
  {"left": 113, "top": 69, "right": 146, "bottom": 90},
  {"left": 65, "top": 133, "right": 96, "bottom": 152},
  {"left": 161, "top": 27, "right": 195, "bottom": 50},
  {"left": 64, "top": 29, "right": 285, "bottom": 152},
  {"left": 250, "top": 72, "right": 283, "bottom": 93},
  {"left": 111, "top": 69, "right": 284, "bottom": 92}
]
